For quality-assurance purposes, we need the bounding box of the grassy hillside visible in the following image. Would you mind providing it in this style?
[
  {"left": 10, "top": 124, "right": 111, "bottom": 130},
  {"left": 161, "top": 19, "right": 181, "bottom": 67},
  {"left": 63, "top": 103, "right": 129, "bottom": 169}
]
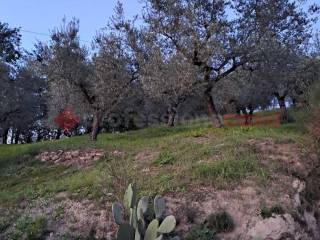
[{"left": 0, "top": 119, "right": 313, "bottom": 239}]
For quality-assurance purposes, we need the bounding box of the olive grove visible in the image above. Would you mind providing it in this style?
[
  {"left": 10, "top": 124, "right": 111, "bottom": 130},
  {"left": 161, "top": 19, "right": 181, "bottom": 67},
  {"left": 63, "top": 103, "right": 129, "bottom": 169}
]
[{"left": 0, "top": 0, "right": 319, "bottom": 143}]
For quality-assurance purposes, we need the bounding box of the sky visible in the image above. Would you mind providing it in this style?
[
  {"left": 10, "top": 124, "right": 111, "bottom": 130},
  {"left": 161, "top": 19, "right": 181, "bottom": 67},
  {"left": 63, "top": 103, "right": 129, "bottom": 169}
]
[
  {"left": 0, "top": 0, "right": 319, "bottom": 52},
  {"left": 0, "top": 0, "right": 143, "bottom": 51}
]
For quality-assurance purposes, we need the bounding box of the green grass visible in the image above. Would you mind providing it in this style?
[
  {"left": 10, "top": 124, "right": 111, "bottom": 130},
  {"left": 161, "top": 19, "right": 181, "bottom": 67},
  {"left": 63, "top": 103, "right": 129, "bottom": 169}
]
[
  {"left": 0, "top": 119, "right": 307, "bottom": 209},
  {"left": 7, "top": 216, "right": 47, "bottom": 240},
  {"left": 191, "top": 144, "right": 268, "bottom": 187},
  {"left": 0, "top": 118, "right": 310, "bottom": 238},
  {"left": 153, "top": 151, "right": 175, "bottom": 166}
]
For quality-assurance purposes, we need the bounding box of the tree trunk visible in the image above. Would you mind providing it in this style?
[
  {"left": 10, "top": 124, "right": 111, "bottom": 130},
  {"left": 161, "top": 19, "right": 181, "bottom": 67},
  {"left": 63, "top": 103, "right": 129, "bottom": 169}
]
[
  {"left": 205, "top": 91, "right": 224, "bottom": 128},
  {"left": 249, "top": 107, "right": 254, "bottom": 124},
  {"left": 15, "top": 129, "right": 20, "bottom": 144},
  {"left": 91, "top": 109, "right": 102, "bottom": 141},
  {"left": 55, "top": 128, "right": 62, "bottom": 140},
  {"left": 241, "top": 108, "right": 250, "bottom": 125},
  {"left": 2, "top": 128, "right": 9, "bottom": 144},
  {"left": 36, "top": 130, "right": 42, "bottom": 142},
  {"left": 10, "top": 129, "right": 14, "bottom": 144},
  {"left": 167, "top": 106, "right": 177, "bottom": 127},
  {"left": 26, "top": 131, "right": 32, "bottom": 143},
  {"left": 278, "top": 96, "right": 288, "bottom": 123}
]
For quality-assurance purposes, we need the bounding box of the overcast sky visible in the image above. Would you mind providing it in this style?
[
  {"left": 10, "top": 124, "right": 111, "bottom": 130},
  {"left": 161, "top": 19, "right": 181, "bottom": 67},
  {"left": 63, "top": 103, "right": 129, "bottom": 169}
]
[{"left": 0, "top": 0, "right": 319, "bottom": 51}]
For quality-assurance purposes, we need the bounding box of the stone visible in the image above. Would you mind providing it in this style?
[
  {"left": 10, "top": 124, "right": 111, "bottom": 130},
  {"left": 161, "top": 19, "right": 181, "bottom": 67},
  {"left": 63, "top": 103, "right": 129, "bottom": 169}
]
[
  {"left": 292, "top": 179, "right": 305, "bottom": 193},
  {"left": 247, "top": 214, "right": 295, "bottom": 240}
]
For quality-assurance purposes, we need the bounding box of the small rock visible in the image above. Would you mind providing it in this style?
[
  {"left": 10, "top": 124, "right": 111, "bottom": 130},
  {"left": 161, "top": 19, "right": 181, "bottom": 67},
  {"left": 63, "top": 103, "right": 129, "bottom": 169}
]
[
  {"left": 292, "top": 179, "right": 305, "bottom": 193},
  {"left": 292, "top": 179, "right": 300, "bottom": 189},
  {"left": 247, "top": 214, "right": 295, "bottom": 240},
  {"left": 55, "top": 191, "right": 71, "bottom": 200}
]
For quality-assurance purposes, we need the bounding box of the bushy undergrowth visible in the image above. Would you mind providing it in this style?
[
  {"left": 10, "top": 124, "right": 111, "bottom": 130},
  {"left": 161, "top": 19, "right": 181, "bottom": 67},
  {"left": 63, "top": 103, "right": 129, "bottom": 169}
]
[
  {"left": 186, "top": 211, "right": 234, "bottom": 240},
  {"left": 260, "top": 204, "right": 285, "bottom": 219},
  {"left": 8, "top": 216, "right": 47, "bottom": 240},
  {"left": 307, "top": 83, "right": 320, "bottom": 144},
  {"left": 0, "top": 117, "right": 306, "bottom": 238},
  {"left": 206, "top": 211, "right": 234, "bottom": 233},
  {"left": 153, "top": 151, "right": 175, "bottom": 166}
]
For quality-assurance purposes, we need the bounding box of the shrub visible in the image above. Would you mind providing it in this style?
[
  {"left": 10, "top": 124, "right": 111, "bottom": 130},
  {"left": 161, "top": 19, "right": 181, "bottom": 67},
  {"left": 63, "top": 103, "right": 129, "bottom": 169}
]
[
  {"left": 185, "top": 206, "right": 198, "bottom": 223},
  {"left": 260, "top": 204, "right": 285, "bottom": 219},
  {"left": 186, "top": 211, "right": 234, "bottom": 240},
  {"left": 8, "top": 216, "right": 47, "bottom": 240},
  {"left": 153, "top": 151, "right": 175, "bottom": 166},
  {"left": 306, "top": 82, "right": 320, "bottom": 144},
  {"left": 206, "top": 211, "right": 234, "bottom": 233},
  {"left": 185, "top": 224, "right": 217, "bottom": 240}
]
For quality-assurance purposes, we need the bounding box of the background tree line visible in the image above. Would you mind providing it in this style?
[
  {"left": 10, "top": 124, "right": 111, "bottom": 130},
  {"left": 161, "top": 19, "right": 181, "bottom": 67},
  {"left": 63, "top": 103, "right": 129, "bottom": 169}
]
[{"left": 1, "top": 0, "right": 320, "bottom": 143}]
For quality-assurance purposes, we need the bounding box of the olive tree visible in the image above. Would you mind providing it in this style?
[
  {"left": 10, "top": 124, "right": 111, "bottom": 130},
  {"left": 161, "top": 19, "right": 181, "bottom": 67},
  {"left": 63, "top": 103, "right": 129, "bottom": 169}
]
[
  {"left": 38, "top": 18, "right": 134, "bottom": 141},
  {"left": 142, "top": 0, "right": 313, "bottom": 127},
  {"left": 0, "top": 22, "right": 21, "bottom": 143},
  {"left": 141, "top": 50, "right": 198, "bottom": 126}
]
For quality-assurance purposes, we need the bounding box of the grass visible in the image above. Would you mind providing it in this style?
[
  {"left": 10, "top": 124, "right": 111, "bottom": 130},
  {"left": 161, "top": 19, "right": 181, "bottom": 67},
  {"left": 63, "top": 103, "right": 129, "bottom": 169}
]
[
  {"left": 153, "top": 151, "right": 175, "bottom": 166},
  {"left": 0, "top": 119, "right": 307, "bottom": 212},
  {"left": 7, "top": 216, "right": 47, "bottom": 240},
  {"left": 191, "top": 144, "right": 268, "bottom": 187}
]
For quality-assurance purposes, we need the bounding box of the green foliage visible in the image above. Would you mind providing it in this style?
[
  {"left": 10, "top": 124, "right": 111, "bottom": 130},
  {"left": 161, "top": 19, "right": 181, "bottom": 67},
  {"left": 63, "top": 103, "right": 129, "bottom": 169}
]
[
  {"left": 186, "top": 211, "right": 234, "bottom": 240},
  {"left": 8, "top": 216, "right": 47, "bottom": 240},
  {"left": 0, "top": 217, "right": 11, "bottom": 233},
  {"left": 206, "top": 211, "right": 234, "bottom": 233},
  {"left": 185, "top": 206, "right": 198, "bottom": 223},
  {"left": 184, "top": 128, "right": 208, "bottom": 138},
  {"left": 260, "top": 204, "right": 285, "bottom": 219},
  {"left": 193, "top": 145, "right": 267, "bottom": 187},
  {"left": 112, "top": 184, "right": 177, "bottom": 240},
  {"left": 0, "top": 118, "right": 305, "bottom": 236},
  {"left": 153, "top": 151, "right": 175, "bottom": 166},
  {"left": 185, "top": 224, "right": 216, "bottom": 240}
]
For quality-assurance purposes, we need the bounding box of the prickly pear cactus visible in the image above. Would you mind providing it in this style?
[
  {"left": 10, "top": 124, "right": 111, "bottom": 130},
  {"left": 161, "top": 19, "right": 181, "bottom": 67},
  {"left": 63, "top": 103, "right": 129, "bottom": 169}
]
[
  {"left": 112, "top": 184, "right": 177, "bottom": 240},
  {"left": 124, "top": 183, "right": 137, "bottom": 210},
  {"left": 117, "top": 222, "right": 135, "bottom": 240},
  {"left": 158, "top": 215, "right": 176, "bottom": 234},
  {"left": 112, "top": 202, "right": 124, "bottom": 225},
  {"left": 145, "top": 219, "right": 159, "bottom": 240},
  {"left": 154, "top": 195, "right": 166, "bottom": 219}
]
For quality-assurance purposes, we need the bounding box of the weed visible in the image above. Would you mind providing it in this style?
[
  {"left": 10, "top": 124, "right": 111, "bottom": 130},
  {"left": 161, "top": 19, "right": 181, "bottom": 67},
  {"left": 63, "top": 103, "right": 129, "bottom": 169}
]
[
  {"left": 185, "top": 224, "right": 217, "bottom": 240},
  {"left": 8, "top": 216, "right": 47, "bottom": 240},
  {"left": 260, "top": 204, "right": 285, "bottom": 219},
  {"left": 104, "top": 156, "right": 135, "bottom": 202},
  {"left": 193, "top": 145, "right": 267, "bottom": 187},
  {"left": 185, "top": 128, "right": 208, "bottom": 138},
  {"left": 206, "top": 211, "right": 234, "bottom": 233},
  {"left": 185, "top": 206, "right": 198, "bottom": 223},
  {"left": 153, "top": 151, "right": 175, "bottom": 166}
]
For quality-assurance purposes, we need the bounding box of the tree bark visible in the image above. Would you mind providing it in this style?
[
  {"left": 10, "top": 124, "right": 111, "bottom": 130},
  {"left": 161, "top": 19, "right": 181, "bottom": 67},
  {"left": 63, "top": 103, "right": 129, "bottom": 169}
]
[
  {"left": 55, "top": 128, "right": 62, "bottom": 140},
  {"left": 249, "top": 106, "right": 254, "bottom": 124},
  {"left": 277, "top": 96, "right": 288, "bottom": 123},
  {"left": 2, "top": 128, "right": 9, "bottom": 144},
  {"left": 167, "top": 106, "right": 177, "bottom": 127},
  {"left": 205, "top": 91, "right": 224, "bottom": 128},
  {"left": 15, "top": 129, "right": 20, "bottom": 144},
  {"left": 10, "top": 129, "right": 14, "bottom": 144},
  {"left": 26, "top": 131, "right": 32, "bottom": 143},
  {"left": 91, "top": 109, "right": 102, "bottom": 141}
]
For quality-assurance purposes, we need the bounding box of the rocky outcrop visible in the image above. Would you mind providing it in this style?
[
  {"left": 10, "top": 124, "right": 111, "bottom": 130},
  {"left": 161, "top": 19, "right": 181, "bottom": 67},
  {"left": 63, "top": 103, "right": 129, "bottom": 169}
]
[
  {"left": 247, "top": 214, "right": 295, "bottom": 240},
  {"left": 36, "top": 149, "right": 105, "bottom": 167}
]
